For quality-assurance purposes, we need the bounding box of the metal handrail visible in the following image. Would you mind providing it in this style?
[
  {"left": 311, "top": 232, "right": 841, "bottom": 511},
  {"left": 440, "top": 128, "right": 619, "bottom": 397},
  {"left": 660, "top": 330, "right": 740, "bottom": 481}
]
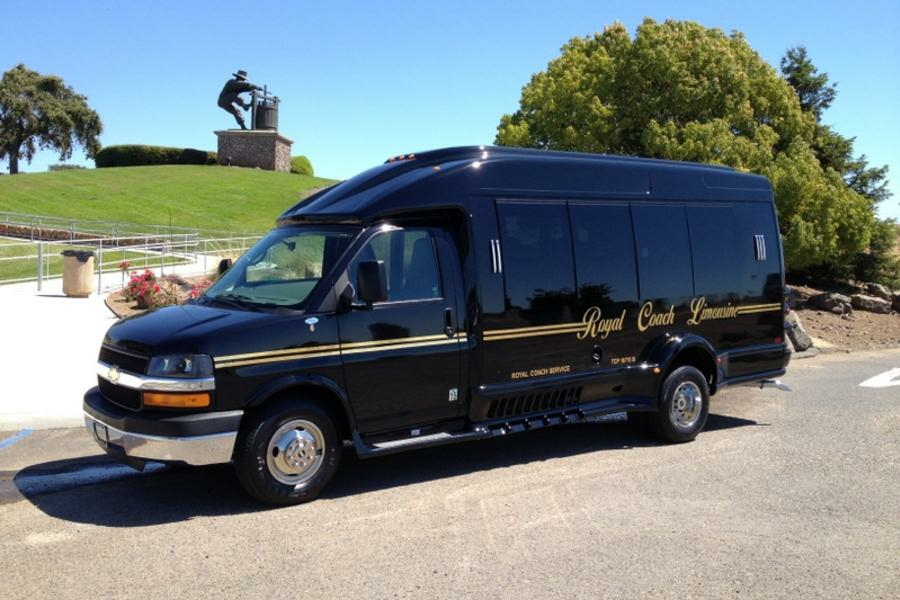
[{"left": 1, "top": 234, "right": 262, "bottom": 291}]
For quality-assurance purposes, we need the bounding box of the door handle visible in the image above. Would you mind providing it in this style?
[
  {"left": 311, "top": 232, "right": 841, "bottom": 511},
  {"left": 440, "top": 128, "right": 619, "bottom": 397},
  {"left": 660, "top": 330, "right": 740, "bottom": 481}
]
[{"left": 444, "top": 308, "right": 455, "bottom": 337}]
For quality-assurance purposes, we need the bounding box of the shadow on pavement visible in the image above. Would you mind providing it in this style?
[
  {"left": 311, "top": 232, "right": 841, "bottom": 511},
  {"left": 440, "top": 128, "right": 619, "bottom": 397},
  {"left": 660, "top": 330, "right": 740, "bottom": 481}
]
[{"left": 16, "top": 413, "right": 760, "bottom": 527}]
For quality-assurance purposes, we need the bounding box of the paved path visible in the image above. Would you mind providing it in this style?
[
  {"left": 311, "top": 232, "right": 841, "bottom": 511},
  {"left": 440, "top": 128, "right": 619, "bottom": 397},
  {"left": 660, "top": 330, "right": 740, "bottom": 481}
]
[
  {"left": 0, "top": 253, "right": 227, "bottom": 429},
  {"left": 0, "top": 349, "right": 898, "bottom": 599},
  {"left": 0, "top": 278, "right": 116, "bottom": 429}
]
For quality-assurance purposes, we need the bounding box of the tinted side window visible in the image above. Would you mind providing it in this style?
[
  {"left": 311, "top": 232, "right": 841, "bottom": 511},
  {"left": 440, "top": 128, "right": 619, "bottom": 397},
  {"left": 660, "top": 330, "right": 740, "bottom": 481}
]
[
  {"left": 569, "top": 203, "right": 638, "bottom": 304},
  {"left": 497, "top": 202, "right": 575, "bottom": 312},
  {"left": 349, "top": 229, "right": 441, "bottom": 302},
  {"left": 632, "top": 204, "right": 694, "bottom": 299},
  {"left": 687, "top": 205, "right": 741, "bottom": 296}
]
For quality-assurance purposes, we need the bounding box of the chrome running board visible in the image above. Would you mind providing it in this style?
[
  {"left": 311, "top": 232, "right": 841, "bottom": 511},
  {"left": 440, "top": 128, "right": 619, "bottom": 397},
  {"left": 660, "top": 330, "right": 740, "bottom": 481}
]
[{"left": 759, "top": 379, "right": 791, "bottom": 392}]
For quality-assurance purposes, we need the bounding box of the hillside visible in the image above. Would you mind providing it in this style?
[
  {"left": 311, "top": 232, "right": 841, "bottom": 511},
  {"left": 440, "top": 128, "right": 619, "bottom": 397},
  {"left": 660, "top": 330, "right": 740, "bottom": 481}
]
[{"left": 0, "top": 165, "right": 337, "bottom": 235}]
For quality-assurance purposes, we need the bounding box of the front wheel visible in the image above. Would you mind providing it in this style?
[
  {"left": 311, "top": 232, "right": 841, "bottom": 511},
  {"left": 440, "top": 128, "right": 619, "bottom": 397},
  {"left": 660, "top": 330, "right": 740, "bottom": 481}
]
[
  {"left": 649, "top": 366, "right": 710, "bottom": 443},
  {"left": 234, "top": 399, "right": 342, "bottom": 505}
]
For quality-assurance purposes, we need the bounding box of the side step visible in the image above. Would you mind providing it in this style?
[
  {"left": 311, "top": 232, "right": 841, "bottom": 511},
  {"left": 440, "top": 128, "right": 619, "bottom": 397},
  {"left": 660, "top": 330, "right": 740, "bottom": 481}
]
[
  {"left": 759, "top": 379, "right": 791, "bottom": 392},
  {"left": 353, "top": 401, "right": 635, "bottom": 458},
  {"left": 355, "top": 428, "right": 491, "bottom": 457}
]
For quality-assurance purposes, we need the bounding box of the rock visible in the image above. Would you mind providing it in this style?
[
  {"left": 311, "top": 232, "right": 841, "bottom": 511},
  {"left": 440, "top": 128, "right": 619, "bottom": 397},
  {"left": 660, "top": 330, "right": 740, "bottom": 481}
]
[
  {"left": 784, "top": 310, "right": 814, "bottom": 351},
  {"left": 785, "top": 286, "right": 803, "bottom": 310},
  {"left": 808, "top": 292, "right": 853, "bottom": 314},
  {"left": 893, "top": 291, "right": 900, "bottom": 312},
  {"left": 850, "top": 293, "right": 892, "bottom": 314},
  {"left": 864, "top": 282, "right": 892, "bottom": 302}
]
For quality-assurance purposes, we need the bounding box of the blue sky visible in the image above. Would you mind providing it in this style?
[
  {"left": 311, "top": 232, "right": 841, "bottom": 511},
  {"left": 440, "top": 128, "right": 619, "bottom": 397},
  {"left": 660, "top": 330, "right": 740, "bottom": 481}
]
[{"left": 4, "top": 0, "right": 899, "bottom": 218}]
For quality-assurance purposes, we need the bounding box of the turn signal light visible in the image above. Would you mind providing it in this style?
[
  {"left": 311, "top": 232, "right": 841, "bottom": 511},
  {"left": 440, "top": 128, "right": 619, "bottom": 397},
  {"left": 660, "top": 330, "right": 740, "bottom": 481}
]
[{"left": 143, "top": 392, "right": 211, "bottom": 409}]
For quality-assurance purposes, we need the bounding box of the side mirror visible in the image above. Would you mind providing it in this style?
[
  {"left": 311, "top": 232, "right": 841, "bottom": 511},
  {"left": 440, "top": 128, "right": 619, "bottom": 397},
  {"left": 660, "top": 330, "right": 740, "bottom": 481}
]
[
  {"left": 356, "top": 260, "right": 388, "bottom": 304},
  {"left": 217, "top": 258, "right": 233, "bottom": 276}
]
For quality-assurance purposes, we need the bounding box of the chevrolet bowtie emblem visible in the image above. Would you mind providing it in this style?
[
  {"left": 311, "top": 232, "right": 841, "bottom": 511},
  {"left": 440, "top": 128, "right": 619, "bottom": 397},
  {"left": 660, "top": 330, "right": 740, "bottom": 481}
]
[{"left": 108, "top": 365, "right": 120, "bottom": 384}]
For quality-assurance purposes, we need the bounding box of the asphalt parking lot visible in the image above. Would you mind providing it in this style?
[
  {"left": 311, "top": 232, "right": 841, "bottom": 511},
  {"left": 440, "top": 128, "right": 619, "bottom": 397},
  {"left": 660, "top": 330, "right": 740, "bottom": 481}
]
[{"left": 1, "top": 349, "right": 898, "bottom": 599}]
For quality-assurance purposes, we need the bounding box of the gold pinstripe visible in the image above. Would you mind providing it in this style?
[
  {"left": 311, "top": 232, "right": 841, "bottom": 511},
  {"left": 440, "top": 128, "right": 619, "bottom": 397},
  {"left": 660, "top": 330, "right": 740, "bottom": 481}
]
[
  {"left": 484, "top": 326, "right": 584, "bottom": 342},
  {"left": 215, "top": 334, "right": 468, "bottom": 368},
  {"left": 483, "top": 322, "right": 586, "bottom": 336}
]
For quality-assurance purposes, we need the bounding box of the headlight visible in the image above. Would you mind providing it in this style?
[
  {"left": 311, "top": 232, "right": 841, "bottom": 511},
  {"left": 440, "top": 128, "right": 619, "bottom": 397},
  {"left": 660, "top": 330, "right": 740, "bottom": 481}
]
[{"left": 147, "top": 354, "right": 214, "bottom": 378}]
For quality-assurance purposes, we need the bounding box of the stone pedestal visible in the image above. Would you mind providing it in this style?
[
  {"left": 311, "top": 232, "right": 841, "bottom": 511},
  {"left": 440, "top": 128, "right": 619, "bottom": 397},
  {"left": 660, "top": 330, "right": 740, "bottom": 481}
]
[{"left": 214, "top": 130, "right": 293, "bottom": 172}]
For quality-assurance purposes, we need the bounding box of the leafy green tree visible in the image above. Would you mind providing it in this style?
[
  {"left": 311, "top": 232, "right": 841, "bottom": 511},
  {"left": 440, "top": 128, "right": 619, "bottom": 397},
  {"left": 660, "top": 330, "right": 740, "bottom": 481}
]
[
  {"left": 0, "top": 64, "right": 102, "bottom": 175},
  {"left": 779, "top": 45, "right": 894, "bottom": 283},
  {"left": 496, "top": 19, "right": 880, "bottom": 274},
  {"left": 780, "top": 46, "right": 890, "bottom": 205},
  {"left": 780, "top": 46, "right": 837, "bottom": 118}
]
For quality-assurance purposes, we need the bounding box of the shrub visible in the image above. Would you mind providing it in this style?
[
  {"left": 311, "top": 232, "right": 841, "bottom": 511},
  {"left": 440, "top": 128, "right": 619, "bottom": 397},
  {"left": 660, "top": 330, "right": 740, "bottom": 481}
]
[
  {"left": 290, "top": 155, "right": 314, "bottom": 176},
  {"left": 853, "top": 219, "right": 900, "bottom": 288},
  {"left": 124, "top": 269, "right": 161, "bottom": 308},
  {"left": 95, "top": 145, "right": 217, "bottom": 168},
  {"left": 48, "top": 163, "right": 86, "bottom": 171}
]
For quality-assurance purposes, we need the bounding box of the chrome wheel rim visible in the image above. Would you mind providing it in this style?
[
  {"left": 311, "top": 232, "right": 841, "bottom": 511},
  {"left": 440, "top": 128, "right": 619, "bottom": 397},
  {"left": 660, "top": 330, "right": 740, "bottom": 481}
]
[
  {"left": 670, "top": 381, "right": 702, "bottom": 429},
  {"left": 266, "top": 419, "right": 325, "bottom": 486}
]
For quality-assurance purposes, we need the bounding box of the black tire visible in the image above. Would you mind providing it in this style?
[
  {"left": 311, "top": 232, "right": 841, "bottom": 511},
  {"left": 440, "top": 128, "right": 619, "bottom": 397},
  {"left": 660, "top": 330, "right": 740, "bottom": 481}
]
[
  {"left": 649, "top": 366, "right": 710, "bottom": 443},
  {"left": 234, "top": 398, "right": 342, "bottom": 505}
]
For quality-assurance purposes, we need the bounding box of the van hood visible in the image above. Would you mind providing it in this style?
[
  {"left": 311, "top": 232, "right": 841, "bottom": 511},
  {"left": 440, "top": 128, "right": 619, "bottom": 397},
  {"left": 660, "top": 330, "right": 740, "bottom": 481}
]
[{"left": 103, "top": 303, "right": 285, "bottom": 357}]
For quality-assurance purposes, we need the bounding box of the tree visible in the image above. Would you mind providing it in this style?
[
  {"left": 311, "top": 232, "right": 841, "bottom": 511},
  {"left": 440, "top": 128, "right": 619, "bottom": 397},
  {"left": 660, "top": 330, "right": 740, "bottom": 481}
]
[
  {"left": 779, "top": 46, "right": 894, "bottom": 283},
  {"left": 495, "top": 19, "right": 879, "bottom": 274},
  {"left": 780, "top": 46, "right": 891, "bottom": 205},
  {"left": 0, "top": 64, "right": 102, "bottom": 174},
  {"left": 780, "top": 46, "right": 836, "bottom": 118}
]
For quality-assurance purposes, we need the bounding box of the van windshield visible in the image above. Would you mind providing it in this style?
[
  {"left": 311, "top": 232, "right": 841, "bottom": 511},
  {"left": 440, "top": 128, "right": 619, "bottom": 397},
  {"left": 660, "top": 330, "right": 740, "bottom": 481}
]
[{"left": 203, "top": 226, "right": 359, "bottom": 308}]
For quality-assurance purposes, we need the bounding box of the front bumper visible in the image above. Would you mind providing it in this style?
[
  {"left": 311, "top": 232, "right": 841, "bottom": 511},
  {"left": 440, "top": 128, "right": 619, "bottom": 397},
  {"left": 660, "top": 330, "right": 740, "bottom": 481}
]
[{"left": 83, "top": 387, "right": 242, "bottom": 466}]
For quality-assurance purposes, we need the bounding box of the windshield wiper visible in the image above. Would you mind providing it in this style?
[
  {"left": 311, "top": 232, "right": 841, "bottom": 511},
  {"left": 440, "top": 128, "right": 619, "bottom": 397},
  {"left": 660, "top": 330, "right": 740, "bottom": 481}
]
[{"left": 208, "top": 293, "right": 277, "bottom": 311}]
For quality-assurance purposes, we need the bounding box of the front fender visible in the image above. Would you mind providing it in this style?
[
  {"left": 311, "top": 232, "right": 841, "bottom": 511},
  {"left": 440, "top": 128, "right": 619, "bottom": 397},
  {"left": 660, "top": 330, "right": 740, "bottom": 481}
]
[{"left": 246, "top": 374, "right": 357, "bottom": 431}]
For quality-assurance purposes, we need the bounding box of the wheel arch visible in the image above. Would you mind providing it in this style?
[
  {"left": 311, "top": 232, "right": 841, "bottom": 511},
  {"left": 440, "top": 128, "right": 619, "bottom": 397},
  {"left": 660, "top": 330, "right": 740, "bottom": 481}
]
[
  {"left": 652, "top": 333, "right": 720, "bottom": 394},
  {"left": 245, "top": 375, "right": 356, "bottom": 440}
]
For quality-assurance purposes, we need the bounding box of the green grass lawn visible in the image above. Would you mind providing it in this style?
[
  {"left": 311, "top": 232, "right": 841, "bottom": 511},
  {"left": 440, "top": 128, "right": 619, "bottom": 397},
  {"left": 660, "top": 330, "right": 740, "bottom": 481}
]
[
  {"left": 0, "top": 239, "right": 191, "bottom": 282},
  {"left": 0, "top": 165, "right": 337, "bottom": 236}
]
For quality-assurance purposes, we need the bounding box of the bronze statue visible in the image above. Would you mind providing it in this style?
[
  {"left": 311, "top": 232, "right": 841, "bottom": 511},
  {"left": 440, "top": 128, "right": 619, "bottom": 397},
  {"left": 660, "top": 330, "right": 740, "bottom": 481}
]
[{"left": 217, "top": 69, "right": 260, "bottom": 130}]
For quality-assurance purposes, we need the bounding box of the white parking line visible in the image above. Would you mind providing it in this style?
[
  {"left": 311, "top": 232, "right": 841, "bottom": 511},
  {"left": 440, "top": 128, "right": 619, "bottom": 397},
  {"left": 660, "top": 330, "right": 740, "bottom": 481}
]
[{"left": 859, "top": 368, "right": 900, "bottom": 388}]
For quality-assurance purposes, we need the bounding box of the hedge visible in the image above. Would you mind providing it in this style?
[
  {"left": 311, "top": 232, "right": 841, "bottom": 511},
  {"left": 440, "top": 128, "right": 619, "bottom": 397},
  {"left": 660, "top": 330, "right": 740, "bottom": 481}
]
[
  {"left": 95, "top": 145, "right": 217, "bottom": 168},
  {"left": 290, "top": 155, "right": 314, "bottom": 176}
]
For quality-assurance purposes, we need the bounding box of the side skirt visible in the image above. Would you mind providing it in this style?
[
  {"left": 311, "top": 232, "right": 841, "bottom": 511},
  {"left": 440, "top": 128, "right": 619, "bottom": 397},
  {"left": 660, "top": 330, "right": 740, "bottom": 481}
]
[{"left": 352, "top": 396, "right": 652, "bottom": 458}]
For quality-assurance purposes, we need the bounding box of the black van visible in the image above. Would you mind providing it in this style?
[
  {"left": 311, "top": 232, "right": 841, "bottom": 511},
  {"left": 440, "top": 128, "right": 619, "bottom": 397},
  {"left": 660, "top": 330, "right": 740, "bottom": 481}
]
[{"left": 84, "top": 146, "right": 790, "bottom": 504}]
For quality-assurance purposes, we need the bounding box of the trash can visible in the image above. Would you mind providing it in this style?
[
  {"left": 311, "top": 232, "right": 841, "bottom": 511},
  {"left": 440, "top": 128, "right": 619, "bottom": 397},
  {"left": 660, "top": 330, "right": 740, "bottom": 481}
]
[{"left": 61, "top": 250, "right": 95, "bottom": 297}]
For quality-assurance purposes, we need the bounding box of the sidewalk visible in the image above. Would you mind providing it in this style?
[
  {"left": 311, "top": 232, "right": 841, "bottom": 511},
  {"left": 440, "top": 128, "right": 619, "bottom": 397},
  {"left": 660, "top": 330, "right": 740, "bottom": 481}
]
[
  {"left": 0, "top": 253, "right": 227, "bottom": 431},
  {"left": 0, "top": 278, "right": 117, "bottom": 430}
]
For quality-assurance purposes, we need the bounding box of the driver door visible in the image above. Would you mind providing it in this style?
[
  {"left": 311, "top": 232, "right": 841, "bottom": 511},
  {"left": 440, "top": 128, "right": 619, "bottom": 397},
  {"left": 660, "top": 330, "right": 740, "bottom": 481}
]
[{"left": 338, "top": 226, "right": 463, "bottom": 434}]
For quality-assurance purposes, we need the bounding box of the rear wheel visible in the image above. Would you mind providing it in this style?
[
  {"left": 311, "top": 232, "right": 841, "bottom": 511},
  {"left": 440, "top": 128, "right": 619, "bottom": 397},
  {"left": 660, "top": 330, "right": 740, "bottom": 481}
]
[
  {"left": 234, "top": 399, "right": 341, "bottom": 505},
  {"left": 649, "top": 366, "right": 709, "bottom": 443}
]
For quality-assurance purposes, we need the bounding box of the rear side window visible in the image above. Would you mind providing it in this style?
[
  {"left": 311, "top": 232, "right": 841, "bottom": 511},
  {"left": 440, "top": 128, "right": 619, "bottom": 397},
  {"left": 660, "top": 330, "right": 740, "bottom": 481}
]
[
  {"left": 568, "top": 203, "right": 638, "bottom": 303},
  {"left": 497, "top": 202, "right": 575, "bottom": 312},
  {"left": 632, "top": 204, "right": 694, "bottom": 300},
  {"left": 687, "top": 205, "right": 741, "bottom": 296},
  {"left": 349, "top": 229, "right": 441, "bottom": 302}
]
